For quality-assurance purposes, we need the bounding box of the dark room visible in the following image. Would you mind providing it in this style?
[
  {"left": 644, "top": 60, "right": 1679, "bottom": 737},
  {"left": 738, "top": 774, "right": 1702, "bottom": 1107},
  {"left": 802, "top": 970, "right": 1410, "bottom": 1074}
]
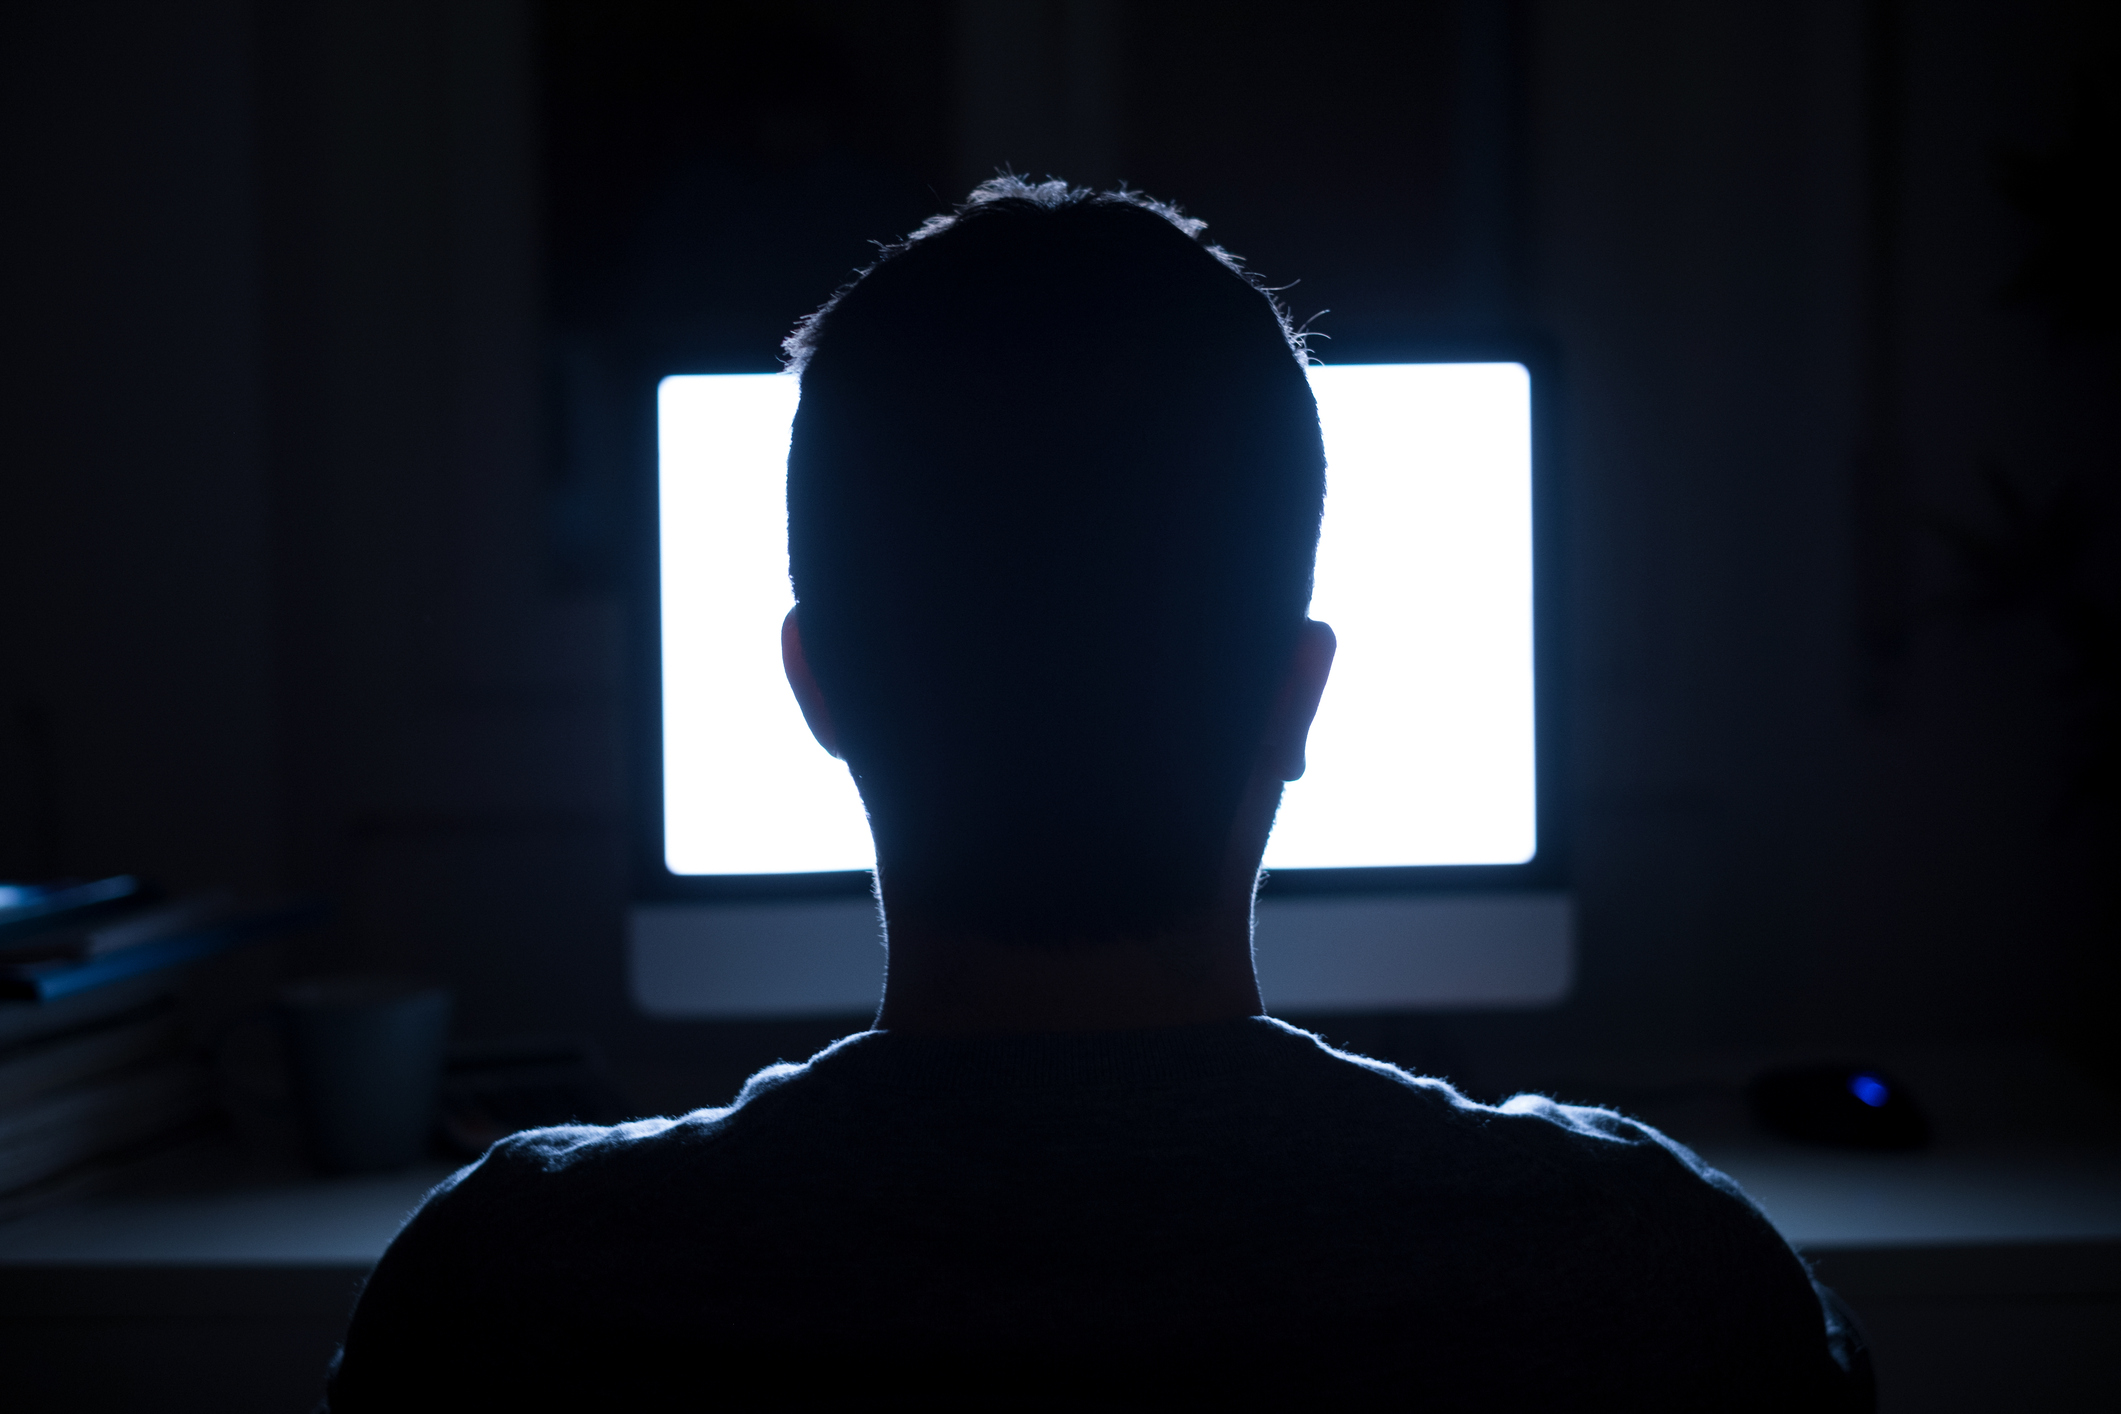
[{"left": 1, "top": 1, "right": 2117, "bottom": 1409}]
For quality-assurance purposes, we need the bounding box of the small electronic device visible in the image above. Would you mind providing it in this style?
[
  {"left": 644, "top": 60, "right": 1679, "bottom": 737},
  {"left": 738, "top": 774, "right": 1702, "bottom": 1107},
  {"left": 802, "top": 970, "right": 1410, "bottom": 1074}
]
[{"left": 1747, "top": 1064, "right": 1931, "bottom": 1151}]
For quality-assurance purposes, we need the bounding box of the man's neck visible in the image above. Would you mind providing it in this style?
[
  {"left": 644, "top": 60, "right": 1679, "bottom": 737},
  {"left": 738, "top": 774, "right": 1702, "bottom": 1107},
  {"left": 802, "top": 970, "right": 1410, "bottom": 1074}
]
[
  {"left": 873, "top": 907, "right": 1262, "bottom": 1035},
  {"left": 869, "top": 749, "right": 1296, "bottom": 1036}
]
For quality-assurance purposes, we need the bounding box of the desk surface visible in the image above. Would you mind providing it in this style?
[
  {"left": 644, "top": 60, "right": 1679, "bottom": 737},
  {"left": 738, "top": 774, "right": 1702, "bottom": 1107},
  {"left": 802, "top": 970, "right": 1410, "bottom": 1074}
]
[{"left": 0, "top": 1155, "right": 454, "bottom": 1266}]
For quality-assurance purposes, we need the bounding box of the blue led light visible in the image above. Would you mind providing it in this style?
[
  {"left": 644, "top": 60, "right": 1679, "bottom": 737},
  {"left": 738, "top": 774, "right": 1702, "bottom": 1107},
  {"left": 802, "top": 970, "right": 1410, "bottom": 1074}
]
[{"left": 1848, "top": 1074, "right": 1890, "bottom": 1109}]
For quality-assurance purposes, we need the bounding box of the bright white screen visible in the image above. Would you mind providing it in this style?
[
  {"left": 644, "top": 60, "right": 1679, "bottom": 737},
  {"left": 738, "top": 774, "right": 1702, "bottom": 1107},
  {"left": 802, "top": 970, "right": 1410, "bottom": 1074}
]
[{"left": 659, "top": 363, "right": 1535, "bottom": 875}]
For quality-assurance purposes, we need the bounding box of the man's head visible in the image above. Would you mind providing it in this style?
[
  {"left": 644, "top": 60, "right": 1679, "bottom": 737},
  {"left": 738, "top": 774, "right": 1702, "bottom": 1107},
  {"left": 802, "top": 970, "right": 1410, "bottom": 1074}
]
[{"left": 785, "top": 178, "right": 1326, "bottom": 942}]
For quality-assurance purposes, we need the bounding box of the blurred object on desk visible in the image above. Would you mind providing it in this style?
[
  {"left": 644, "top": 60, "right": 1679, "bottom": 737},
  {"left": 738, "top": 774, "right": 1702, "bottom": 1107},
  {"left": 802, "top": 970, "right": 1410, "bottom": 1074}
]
[
  {"left": 0, "top": 886, "right": 324, "bottom": 1002},
  {"left": 439, "top": 1037, "right": 631, "bottom": 1155},
  {"left": 1747, "top": 1063, "right": 1932, "bottom": 1150},
  {"left": 280, "top": 976, "right": 452, "bottom": 1175},
  {"left": 0, "top": 880, "right": 324, "bottom": 1203}
]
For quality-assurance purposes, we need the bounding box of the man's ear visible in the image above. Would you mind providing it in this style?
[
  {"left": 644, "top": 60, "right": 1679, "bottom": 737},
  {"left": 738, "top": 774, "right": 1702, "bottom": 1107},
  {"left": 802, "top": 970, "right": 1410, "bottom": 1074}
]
[
  {"left": 782, "top": 607, "right": 842, "bottom": 759},
  {"left": 1264, "top": 619, "right": 1336, "bottom": 782}
]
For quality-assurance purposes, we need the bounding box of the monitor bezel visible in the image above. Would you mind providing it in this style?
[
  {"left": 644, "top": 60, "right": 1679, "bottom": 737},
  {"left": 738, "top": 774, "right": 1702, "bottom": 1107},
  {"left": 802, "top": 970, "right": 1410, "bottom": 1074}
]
[{"left": 629, "top": 336, "right": 1567, "bottom": 904}]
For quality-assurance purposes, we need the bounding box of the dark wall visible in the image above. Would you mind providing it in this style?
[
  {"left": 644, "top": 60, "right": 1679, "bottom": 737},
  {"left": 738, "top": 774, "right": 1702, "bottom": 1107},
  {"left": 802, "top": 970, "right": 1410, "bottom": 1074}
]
[
  {"left": 1, "top": 0, "right": 2112, "bottom": 1106},
  {"left": 1, "top": 1, "right": 278, "bottom": 895},
  {"left": 1531, "top": 0, "right": 2117, "bottom": 1066}
]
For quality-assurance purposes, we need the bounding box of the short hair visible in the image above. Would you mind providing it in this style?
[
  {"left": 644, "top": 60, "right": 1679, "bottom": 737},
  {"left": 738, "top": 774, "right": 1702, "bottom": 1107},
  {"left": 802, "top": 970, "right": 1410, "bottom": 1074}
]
[{"left": 785, "top": 178, "right": 1325, "bottom": 940}]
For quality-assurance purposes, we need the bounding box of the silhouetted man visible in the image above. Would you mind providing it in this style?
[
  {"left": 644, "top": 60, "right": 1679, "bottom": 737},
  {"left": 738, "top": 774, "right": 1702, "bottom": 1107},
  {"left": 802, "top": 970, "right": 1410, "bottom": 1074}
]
[{"left": 326, "top": 180, "right": 1870, "bottom": 1411}]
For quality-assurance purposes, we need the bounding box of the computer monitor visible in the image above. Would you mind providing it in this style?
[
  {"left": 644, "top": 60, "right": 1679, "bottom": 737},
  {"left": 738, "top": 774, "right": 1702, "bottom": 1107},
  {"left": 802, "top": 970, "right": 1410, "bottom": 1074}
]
[{"left": 632, "top": 358, "right": 1570, "bottom": 1017}]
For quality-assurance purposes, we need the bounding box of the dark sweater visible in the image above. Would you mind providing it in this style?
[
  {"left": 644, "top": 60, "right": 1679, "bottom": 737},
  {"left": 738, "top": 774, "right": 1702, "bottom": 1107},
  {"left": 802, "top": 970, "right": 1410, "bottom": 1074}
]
[{"left": 326, "top": 1017, "right": 1869, "bottom": 1410}]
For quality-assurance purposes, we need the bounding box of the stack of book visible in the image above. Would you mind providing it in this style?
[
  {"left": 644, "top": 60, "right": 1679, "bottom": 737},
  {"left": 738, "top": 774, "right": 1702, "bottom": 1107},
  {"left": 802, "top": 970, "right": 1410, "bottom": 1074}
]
[{"left": 0, "top": 877, "right": 318, "bottom": 1199}]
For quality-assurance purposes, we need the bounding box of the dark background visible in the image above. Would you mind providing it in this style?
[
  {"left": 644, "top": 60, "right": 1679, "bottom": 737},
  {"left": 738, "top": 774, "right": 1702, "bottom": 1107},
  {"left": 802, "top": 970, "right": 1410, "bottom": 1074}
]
[{"left": 2, "top": 0, "right": 2116, "bottom": 1111}]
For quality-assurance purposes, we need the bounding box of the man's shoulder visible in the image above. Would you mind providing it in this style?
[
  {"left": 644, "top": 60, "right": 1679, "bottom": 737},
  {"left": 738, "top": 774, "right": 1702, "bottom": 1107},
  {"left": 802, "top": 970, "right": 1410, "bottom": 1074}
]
[
  {"left": 1251, "top": 1017, "right": 1754, "bottom": 1199},
  {"left": 413, "top": 1039, "right": 862, "bottom": 1221},
  {"left": 427, "top": 1018, "right": 1770, "bottom": 1239}
]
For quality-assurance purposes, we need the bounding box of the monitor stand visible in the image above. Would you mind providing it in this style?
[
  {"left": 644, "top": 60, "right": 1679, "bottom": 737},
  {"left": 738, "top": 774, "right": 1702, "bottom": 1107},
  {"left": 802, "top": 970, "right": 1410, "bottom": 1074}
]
[{"left": 628, "top": 892, "right": 1573, "bottom": 1020}]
